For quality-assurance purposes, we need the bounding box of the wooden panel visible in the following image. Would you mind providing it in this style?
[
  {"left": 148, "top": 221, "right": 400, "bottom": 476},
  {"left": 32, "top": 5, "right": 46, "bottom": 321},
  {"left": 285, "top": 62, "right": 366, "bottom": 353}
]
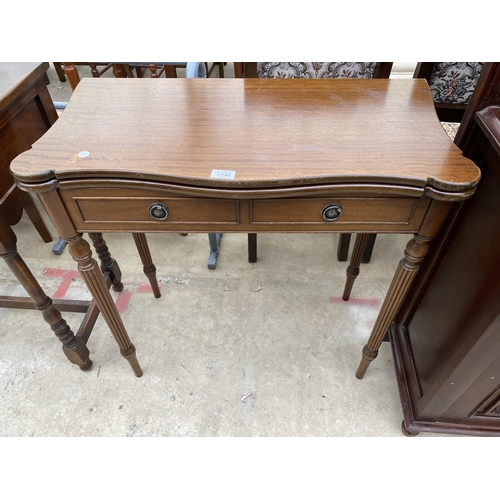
[
  {"left": 0, "top": 63, "right": 56, "bottom": 226},
  {"left": 407, "top": 170, "right": 500, "bottom": 398},
  {"left": 0, "top": 62, "right": 49, "bottom": 111},
  {"left": 60, "top": 190, "right": 432, "bottom": 234},
  {"left": 251, "top": 197, "right": 424, "bottom": 225},
  {"left": 69, "top": 196, "right": 239, "bottom": 226},
  {"left": 74, "top": 197, "right": 238, "bottom": 224},
  {"left": 1, "top": 97, "right": 50, "bottom": 189},
  {"left": 388, "top": 66, "right": 500, "bottom": 434}
]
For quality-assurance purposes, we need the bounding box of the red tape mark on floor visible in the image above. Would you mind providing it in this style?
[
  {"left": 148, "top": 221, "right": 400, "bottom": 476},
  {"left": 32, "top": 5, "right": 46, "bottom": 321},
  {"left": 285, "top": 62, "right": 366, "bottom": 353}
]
[
  {"left": 43, "top": 268, "right": 81, "bottom": 299},
  {"left": 43, "top": 268, "right": 160, "bottom": 312},
  {"left": 114, "top": 291, "right": 133, "bottom": 313},
  {"left": 114, "top": 283, "right": 159, "bottom": 312},
  {"left": 329, "top": 295, "right": 381, "bottom": 307}
]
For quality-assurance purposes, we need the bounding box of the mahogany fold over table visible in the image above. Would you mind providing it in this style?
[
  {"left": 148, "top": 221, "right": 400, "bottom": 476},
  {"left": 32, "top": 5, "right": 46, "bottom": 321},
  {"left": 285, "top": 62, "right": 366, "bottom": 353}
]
[{"left": 10, "top": 78, "right": 481, "bottom": 379}]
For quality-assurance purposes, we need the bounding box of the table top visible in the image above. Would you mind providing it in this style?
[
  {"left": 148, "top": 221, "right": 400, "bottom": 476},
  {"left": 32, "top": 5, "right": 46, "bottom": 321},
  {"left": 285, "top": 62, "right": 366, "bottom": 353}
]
[
  {"left": 0, "top": 62, "right": 48, "bottom": 112},
  {"left": 11, "top": 78, "right": 480, "bottom": 198}
]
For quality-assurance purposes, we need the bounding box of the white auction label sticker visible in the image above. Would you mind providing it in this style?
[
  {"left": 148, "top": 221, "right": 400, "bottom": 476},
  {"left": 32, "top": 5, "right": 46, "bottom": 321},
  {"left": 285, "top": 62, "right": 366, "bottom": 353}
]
[{"left": 211, "top": 169, "right": 236, "bottom": 179}]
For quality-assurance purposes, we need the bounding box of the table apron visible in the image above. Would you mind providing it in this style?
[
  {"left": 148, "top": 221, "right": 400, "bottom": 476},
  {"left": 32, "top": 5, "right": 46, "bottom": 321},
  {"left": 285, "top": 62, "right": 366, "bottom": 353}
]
[{"left": 59, "top": 189, "right": 432, "bottom": 234}]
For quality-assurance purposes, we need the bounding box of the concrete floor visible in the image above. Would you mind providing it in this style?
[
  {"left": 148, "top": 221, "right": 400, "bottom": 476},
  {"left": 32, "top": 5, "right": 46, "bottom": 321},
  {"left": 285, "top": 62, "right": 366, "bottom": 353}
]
[{"left": 0, "top": 63, "right": 452, "bottom": 437}]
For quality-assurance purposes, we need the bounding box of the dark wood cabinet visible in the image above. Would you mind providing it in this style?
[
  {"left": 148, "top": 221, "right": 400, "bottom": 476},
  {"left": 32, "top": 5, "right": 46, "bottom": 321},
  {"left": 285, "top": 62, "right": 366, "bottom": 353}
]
[
  {"left": 390, "top": 64, "right": 500, "bottom": 435},
  {"left": 0, "top": 62, "right": 57, "bottom": 239}
]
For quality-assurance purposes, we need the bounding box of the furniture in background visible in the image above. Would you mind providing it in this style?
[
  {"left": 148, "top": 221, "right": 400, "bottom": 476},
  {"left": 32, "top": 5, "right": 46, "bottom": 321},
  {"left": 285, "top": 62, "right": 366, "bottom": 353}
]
[
  {"left": 206, "top": 62, "right": 225, "bottom": 78},
  {"left": 52, "top": 62, "right": 66, "bottom": 82},
  {"left": 56, "top": 63, "right": 186, "bottom": 88},
  {"left": 0, "top": 208, "right": 102, "bottom": 371},
  {"left": 413, "top": 62, "right": 484, "bottom": 123},
  {"left": 390, "top": 62, "right": 500, "bottom": 436},
  {"left": 0, "top": 62, "right": 56, "bottom": 245},
  {"left": 56, "top": 62, "right": 226, "bottom": 82},
  {"left": 10, "top": 78, "right": 480, "bottom": 383},
  {"left": 235, "top": 62, "right": 393, "bottom": 299},
  {"left": 60, "top": 62, "right": 221, "bottom": 91},
  {"left": 234, "top": 62, "right": 393, "bottom": 79}
]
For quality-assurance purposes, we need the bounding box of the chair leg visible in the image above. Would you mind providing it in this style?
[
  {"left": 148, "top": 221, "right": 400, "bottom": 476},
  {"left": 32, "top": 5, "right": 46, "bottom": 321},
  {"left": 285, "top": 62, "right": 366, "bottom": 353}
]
[
  {"left": 52, "top": 237, "right": 68, "bottom": 255},
  {"left": 132, "top": 233, "right": 161, "bottom": 298},
  {"left": 342, "top": 233, "right": 371, "bottom": 301},
  {"left": 53, "top": 62, "right": 67, "bottom": 82},
  {"left": 164, "top": 65, "right": 177, "bottom": 78},
  {"left": 234, "top": 62, "right": 243, "bottom": 78},
  {"left": 338, "top": 233, "right": 377, "bottom": 263},
  {"left": 208, "top": 233, "right": 223, "bottom": 269},
  {"left": 62, "top": 63, "right": 80, "bottom": 90},
  {"left": 337, "top": 233, "right": 351, "bottom": 261},
  {"left": 23, "top": 193, "right": 53, "bottom": 243},
  {"left": 0, "top": 219, "right": 91, "bottom": 371},
  {"left": 88, "top": 232, "right": 124, "bottom": 292},
  {"left": 361, "top": 234, "right": 377, "bottom": 263},
  {"left": 207, "top": 62, "right": 225, "bottom": 78},
  {"left": 248, "top": 233, "right": 257, "bottom": 263}
]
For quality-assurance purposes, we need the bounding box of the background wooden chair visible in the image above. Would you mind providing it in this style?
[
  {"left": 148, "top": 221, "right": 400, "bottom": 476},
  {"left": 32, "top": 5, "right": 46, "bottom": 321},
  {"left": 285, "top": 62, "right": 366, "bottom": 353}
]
[
  {"left": 413, "top": 62, "right": 484, "bottom": 123},
  {"left": 60, "top": 62, "right": 223, "bottom": 91},
  {"left": 235, "top": 62, "right": 392, "bottom": 79}
]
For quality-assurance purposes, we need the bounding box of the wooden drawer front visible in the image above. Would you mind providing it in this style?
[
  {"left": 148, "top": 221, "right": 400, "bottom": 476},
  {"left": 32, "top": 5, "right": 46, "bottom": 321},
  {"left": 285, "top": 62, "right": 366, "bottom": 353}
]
[
  {"left": 251, "top": 197, "right": 425, "bottom": 225},
  {"left": 73, "top": 197, "right": 239, "bottom": 225}
]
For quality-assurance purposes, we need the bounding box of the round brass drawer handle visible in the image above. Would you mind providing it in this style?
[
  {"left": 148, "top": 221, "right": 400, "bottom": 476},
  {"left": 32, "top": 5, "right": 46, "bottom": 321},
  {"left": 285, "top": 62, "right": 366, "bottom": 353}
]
[
  {"left": 321, "top": 204, "right": 343, "bottom": 221},
  {"left": 148, "top": 203, "right": 170, "bottom": 221}
]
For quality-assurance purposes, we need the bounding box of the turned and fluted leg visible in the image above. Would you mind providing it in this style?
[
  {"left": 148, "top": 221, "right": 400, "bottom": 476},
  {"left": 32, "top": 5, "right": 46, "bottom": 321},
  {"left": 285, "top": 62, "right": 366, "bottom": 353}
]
[
  {"left": 67, "top": 234, "right": 143, "bottom": 377},
  {"left": 0, "top": 216, "right": 91, "bottom": 370},
  {"left": 37, "top": 188, "right": 142, "bottom": 376},
  {"left": 356, "top": 200, "right": 451, "bottom": 379},
  {"left": 132, "top": 233, "right": 161, "bottom": 298},
  {"left": 343, "top": 233, "right": 370, "bottom": 301},
  {"left": 88, "top": 232, "right": 123, "bottom": 292}
]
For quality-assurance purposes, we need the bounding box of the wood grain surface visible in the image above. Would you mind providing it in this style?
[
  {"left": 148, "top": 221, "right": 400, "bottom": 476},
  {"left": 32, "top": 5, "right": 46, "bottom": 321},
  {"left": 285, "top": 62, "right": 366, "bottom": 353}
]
[{"left": 10, "top": 78, "right": 480, "bottom": 195}]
